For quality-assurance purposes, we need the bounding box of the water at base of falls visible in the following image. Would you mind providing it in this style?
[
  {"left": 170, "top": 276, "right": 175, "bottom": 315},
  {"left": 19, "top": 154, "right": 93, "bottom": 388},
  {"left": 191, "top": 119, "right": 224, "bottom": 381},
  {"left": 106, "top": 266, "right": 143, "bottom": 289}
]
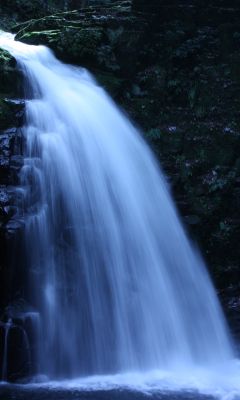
[
  {"left": 0, "top": 385, "right": 219, "bottom": 400},
  {"left": 0, "top": 31, "right": 240, "bottom": 398},
  {"left": 1, "top": 368, "right": 240, "bottom": 400}
]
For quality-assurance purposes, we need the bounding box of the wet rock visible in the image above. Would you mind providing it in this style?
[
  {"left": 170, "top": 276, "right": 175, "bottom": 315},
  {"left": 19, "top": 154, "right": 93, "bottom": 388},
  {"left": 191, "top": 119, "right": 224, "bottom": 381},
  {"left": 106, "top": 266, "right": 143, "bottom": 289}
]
[
  {"left": 0, "top": 117, "right": 25, "bottom": 329},
  {"left": 0, "top": 320, "right": 31, "bottom": 381},
  {"left": 0, "top": 99, "right": 24, "bottom": 131},
  {"left": 0, "top": 186, "right": 9, "bottom": 206},
  {"left": 0, "top": 127, "right": 24, "bottom": 184},
  {"left": 0, "top": 49, "right": 18, "bottom": 95},
  {"left": 5, "top": 218, "right": 24, "bottom": 233},
  {"left": 0, "top": 155, "right": 9, "bottom": 169},
  {"left": 10, "top": 155, "right": 24, "bottom": 169},
  {"left": 0, "top": 302, "right": 40, "bottom": 380},
  {"left": 0, "top": 18, "right": 27, "bottom": 384}
]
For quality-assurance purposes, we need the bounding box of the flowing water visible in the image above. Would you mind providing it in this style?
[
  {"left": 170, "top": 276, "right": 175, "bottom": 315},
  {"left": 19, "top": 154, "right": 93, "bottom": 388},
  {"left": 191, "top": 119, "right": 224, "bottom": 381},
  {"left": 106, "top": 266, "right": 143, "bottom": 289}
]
[{"left": 0, "top": 32, "right": 240, "bottom": 399}]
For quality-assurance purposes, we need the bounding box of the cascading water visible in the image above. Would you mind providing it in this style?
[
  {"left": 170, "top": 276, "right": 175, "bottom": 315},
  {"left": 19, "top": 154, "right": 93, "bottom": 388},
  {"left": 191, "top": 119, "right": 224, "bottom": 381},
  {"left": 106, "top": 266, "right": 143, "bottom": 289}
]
[{"left": 0, "top": 32, "right": 239, "bottom": 397}]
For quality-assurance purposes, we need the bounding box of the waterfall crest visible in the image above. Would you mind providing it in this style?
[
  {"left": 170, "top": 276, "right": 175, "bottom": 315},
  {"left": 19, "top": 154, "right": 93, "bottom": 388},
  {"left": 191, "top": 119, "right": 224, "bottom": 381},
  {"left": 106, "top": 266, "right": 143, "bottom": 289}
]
[{"left": 0, "top": 32, "right": 234, "bottom": 379}]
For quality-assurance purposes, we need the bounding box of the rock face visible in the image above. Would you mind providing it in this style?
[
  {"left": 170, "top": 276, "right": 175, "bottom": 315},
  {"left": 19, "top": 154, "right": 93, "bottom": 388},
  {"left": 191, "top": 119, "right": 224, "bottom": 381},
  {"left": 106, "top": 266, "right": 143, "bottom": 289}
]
[
  {"left": 0, "top": 48, "right": 36, "bottom": 381},
  {"left": 14, "top": 2, "right": 137, "bottom": 73}
]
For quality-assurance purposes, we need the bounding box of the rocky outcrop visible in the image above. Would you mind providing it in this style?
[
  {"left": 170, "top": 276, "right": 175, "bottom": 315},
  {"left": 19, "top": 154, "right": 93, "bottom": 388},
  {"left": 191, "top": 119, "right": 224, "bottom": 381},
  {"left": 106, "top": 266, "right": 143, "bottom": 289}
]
[
  {"left": 0, "top": 47, "right": 35, "bottom": 381},
  {"left": 14, "top": 2, "right": 136, "bottom": 74}
]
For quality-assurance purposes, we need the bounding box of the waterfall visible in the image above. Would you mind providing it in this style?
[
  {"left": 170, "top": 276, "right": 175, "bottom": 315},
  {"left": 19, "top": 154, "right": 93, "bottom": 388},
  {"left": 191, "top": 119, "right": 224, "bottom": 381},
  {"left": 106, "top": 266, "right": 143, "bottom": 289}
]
[{"left": 0, "top": 32, "right": 236, "bottom": 382}]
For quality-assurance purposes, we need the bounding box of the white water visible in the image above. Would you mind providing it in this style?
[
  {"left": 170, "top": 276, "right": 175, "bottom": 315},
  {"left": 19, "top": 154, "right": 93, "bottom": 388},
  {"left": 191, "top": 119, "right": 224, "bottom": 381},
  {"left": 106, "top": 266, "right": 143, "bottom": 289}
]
[{"left": 0, "top": 32, "right": 240, "bottom": 398}]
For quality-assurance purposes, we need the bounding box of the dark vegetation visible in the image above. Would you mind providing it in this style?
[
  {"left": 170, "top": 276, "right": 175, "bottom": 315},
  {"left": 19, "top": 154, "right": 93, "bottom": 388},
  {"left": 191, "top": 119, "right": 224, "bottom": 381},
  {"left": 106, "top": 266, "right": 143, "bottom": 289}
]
[{"left": 0, "top": 0, "right": 240, "bottom": 380}]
